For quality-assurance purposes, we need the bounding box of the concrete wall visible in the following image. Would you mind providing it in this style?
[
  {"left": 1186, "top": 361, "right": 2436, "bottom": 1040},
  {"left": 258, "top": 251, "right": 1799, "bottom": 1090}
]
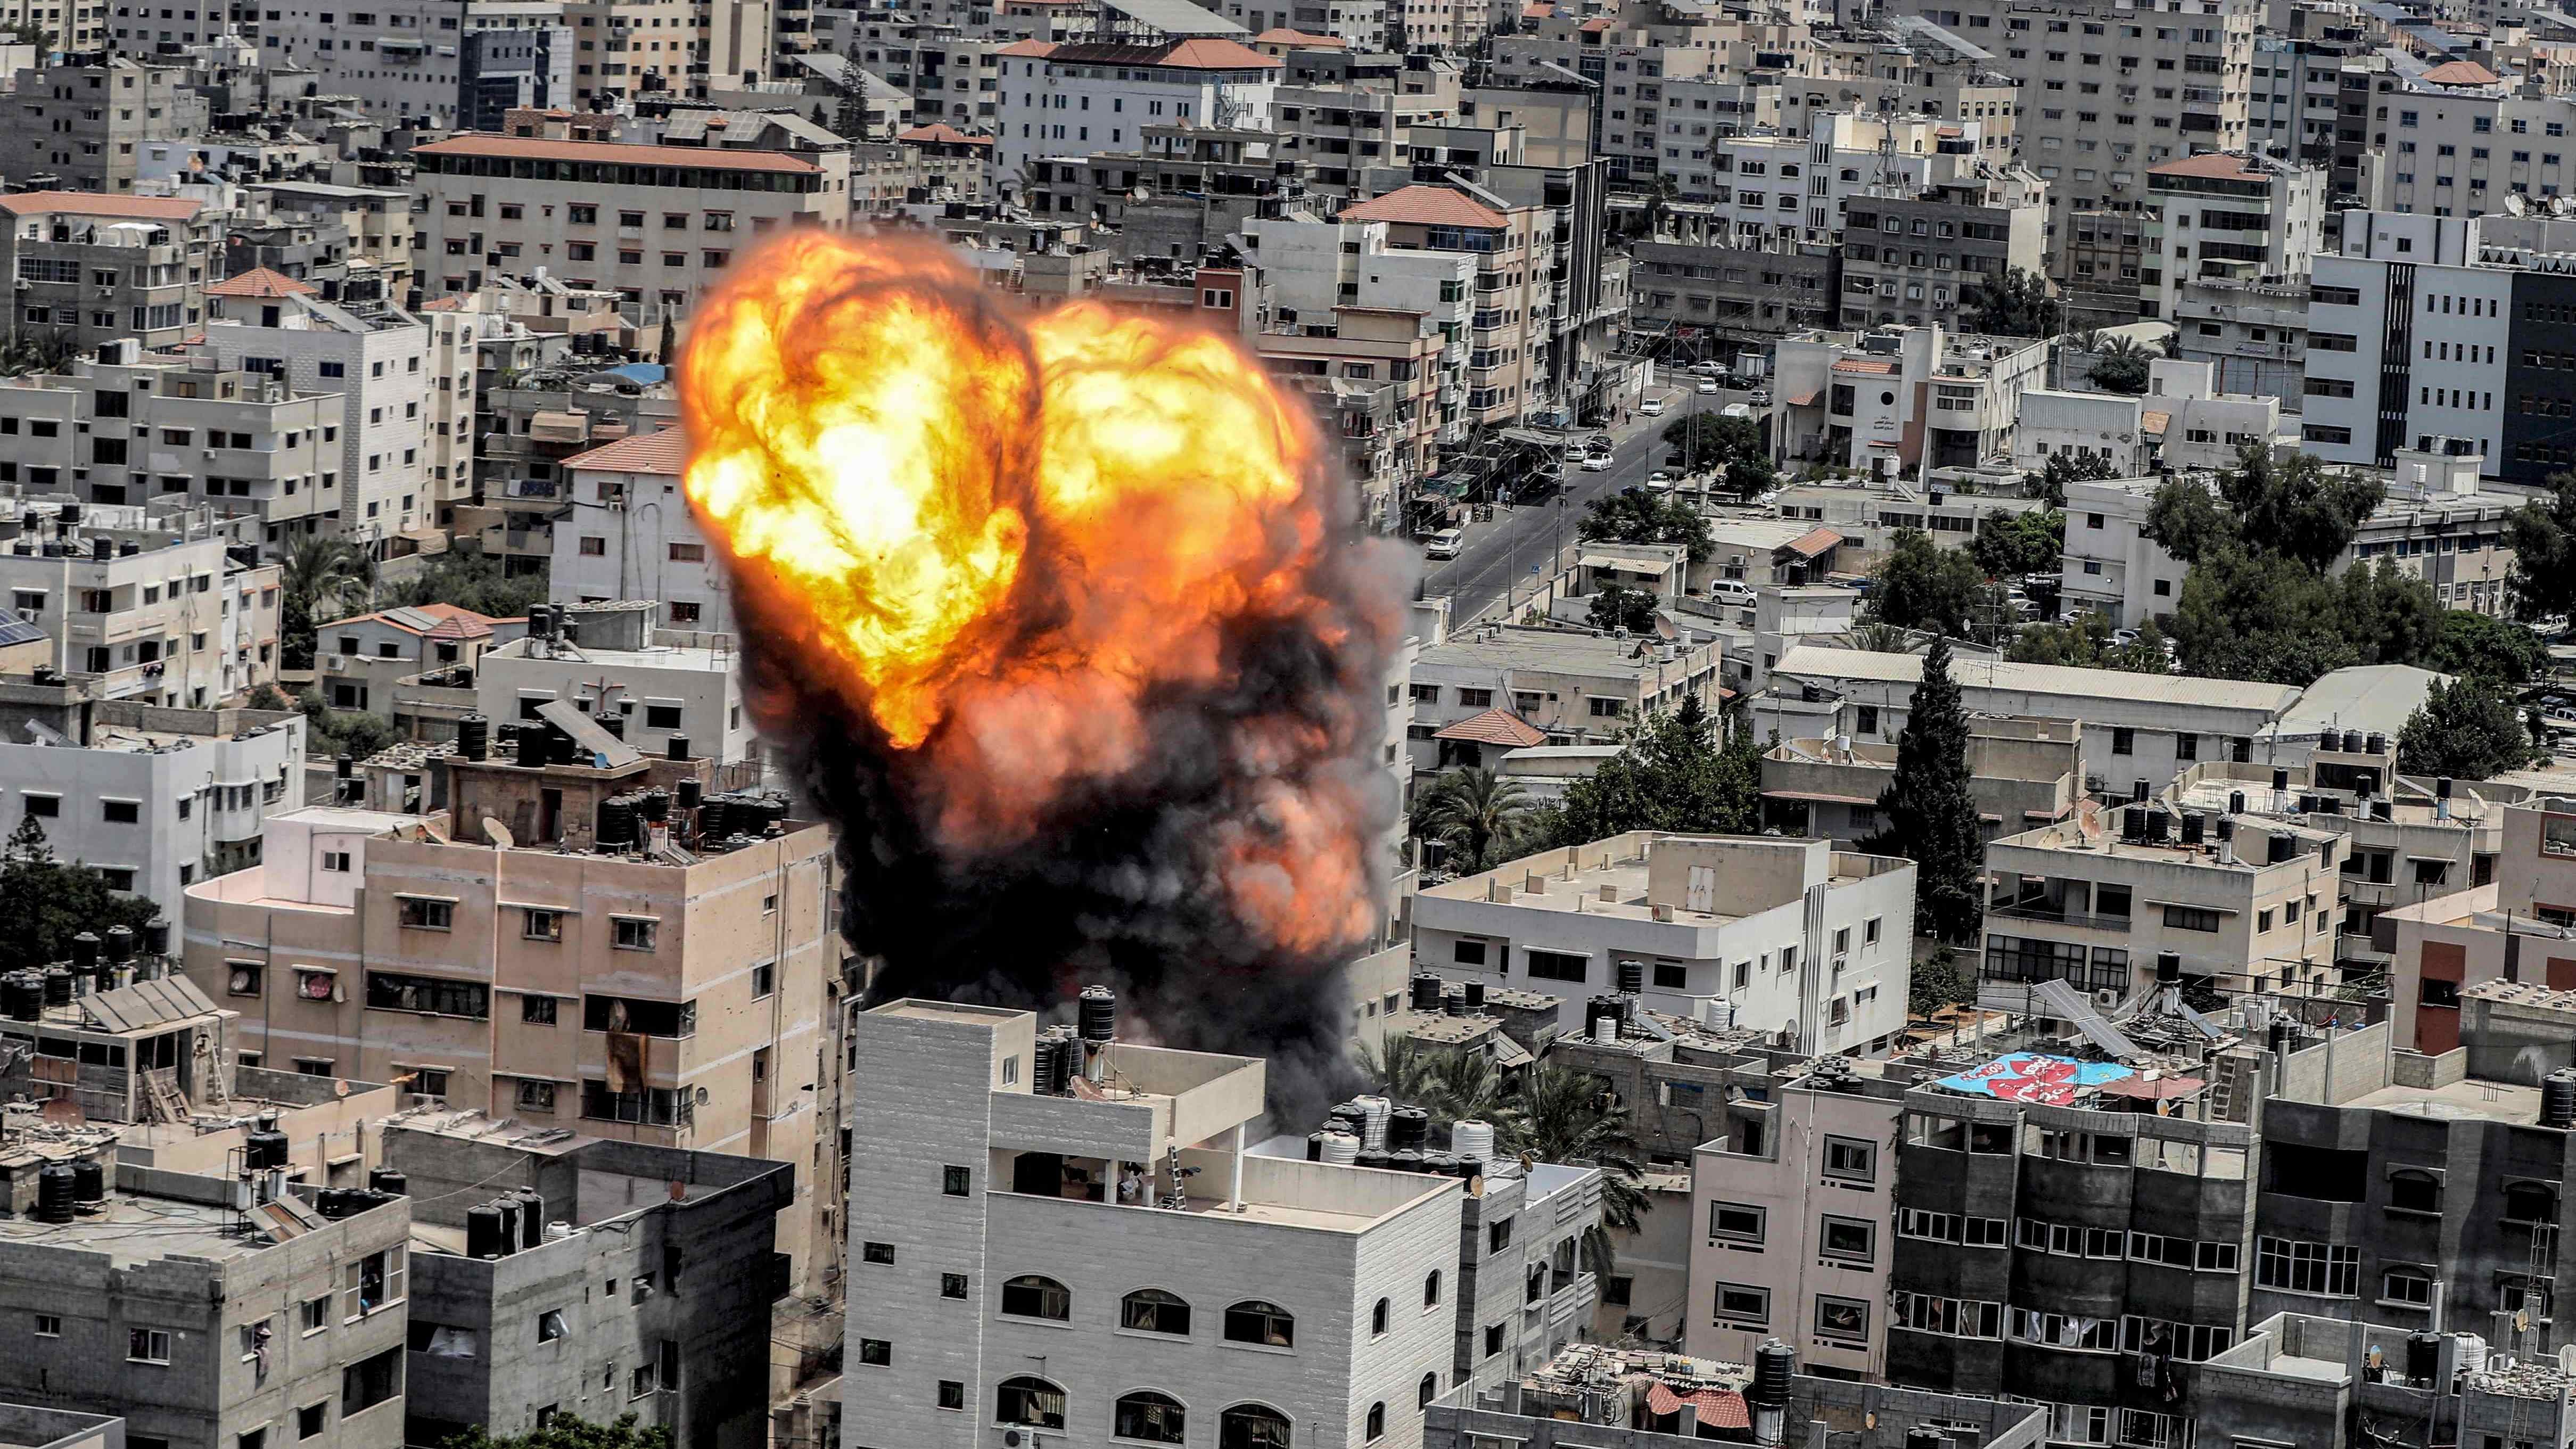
[{"left": 2275, "top": 1019, "right": 2392, "bottom": 1105}]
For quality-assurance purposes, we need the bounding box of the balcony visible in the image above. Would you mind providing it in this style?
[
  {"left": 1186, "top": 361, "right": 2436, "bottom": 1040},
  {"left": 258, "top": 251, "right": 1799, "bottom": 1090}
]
[{"left": 1987, "top": 901, "right": 2133, "bottom": 933}]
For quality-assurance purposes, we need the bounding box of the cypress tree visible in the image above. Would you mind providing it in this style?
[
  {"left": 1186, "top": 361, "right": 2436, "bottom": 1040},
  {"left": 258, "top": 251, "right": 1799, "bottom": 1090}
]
[{"left": 1861, "top": 634, "right": 1985, "bottom": 944}]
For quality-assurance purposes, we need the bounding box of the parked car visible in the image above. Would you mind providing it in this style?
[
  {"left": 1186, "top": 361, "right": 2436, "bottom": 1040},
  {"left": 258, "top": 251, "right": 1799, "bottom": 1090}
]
[
  {"left": 1640, "top": 397, "right": 1666, "bottom": 417},
  {"left": 1749, "top": 389, "right": 1772, "bottom": 406},
  {"left": 1710, "top": 579, "right": 1758, "bottom": 606},
  {"left": 1423, "top": 528, "right": 1465, "bottom": 561},
  {"left": 1581, "top": 452, "right": 1613, "bottom": 472},
  {"left": 1696, "top": 380, "right": 1721, "bottom": 395},
  {"left": 1691, "top": 361, "right": 1725, "bottom": 377},
  {"left": 1646, "top": 471, "right": 1676, "bottom": 492}
]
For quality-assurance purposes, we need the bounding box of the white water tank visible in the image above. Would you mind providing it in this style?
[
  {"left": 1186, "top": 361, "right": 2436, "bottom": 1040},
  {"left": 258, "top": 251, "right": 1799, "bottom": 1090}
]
[
  {"left": 1453, "top": 1119, "right": 1496, "bottom": 1160},
  {"left": 1320, "top": 1132, "right": 1360, "bottom": 1166},
  {"left": 1354, "top": 1096, "right": 1392, "bottom": 1152}
]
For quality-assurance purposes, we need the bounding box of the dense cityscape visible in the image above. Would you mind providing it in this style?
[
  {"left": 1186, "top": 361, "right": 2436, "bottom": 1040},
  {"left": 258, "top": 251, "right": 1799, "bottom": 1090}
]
[{"left": 0, "top": 1, "right": 2571, "bottom": 1449}]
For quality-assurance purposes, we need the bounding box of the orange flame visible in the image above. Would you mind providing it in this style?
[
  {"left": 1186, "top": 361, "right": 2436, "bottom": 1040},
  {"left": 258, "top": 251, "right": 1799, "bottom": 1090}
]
[{"left": 679, "top": 232, "right": 1397, "bottom": 955}]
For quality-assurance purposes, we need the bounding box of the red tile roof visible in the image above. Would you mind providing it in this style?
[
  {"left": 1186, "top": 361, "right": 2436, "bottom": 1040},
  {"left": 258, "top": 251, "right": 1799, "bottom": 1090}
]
[
  {"left": 1339, "top": 184, "right": 1508, "bottom": 228},
  {"left": 898, "top": 123, "right": 995, "bottom": 147},
  {"left": 412, "top": 134, "right": 820, "bottom": 174},
  {"left": 209, "top": 267, "right": 319, "bottom": 299},
  {"left": 1432, "top": 707, "right": 1549, "bottom": 748},
  {"left": 1644, "top": 1384, "right": 1749, "bottom": 1429},
  {"left": 565, "top": 428, "right": 692, "bottom": 475},
  {"left": 1830, "top": 358, "right": 1896, "bottom": 374},
  {"left": 998, "top": 38, "right": 1058, "bottom": 55},
  {"left": 1253, "top": 25, "right": 1345, "bottom": 46},
  {"left": 1037, "top": 37, "right": 1280, "bottom": 68},
  {"left": 2147, "top": 151, "right": 2266, "bottom": 180},
  {"left": 0, "top": 191, "right": 201, "bottom": 221},
  {"left": 2420, "top": 59, "right": 2501, "bottom": 86},
  {"left": 1577, "top": 16, "right": 1616, "bottom": 29},
  {"left": 1781, "top": 526, "right": 1843, "bottom": 558}
]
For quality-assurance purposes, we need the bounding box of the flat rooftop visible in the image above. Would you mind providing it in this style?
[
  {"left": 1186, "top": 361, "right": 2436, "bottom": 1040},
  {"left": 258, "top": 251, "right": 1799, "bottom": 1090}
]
[
  {"left": 1421, "top": 833, "right": 1869, "bottom": 924},
  {"left": 1417, "top": 623, "right": 1710, "bottom": 678},
  {"left": 0, "top": 1183, "right": 309, "bottom": 1267},
  {"left": 2342, "top": 1076, "right": 2543, "bottom": 1126}
]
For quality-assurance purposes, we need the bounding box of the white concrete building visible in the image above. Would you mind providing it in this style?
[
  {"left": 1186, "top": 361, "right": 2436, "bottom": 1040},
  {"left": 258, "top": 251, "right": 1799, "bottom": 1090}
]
[
  {"left": 2011, "top": 388, "right": 2150, "bottom": 476},
  {"left": 1771, "top": 325, "right": 2052, "bottom": 476},
  {"left": 257, "top": 0, "right": 569, "bottom": 127},
  {"left": 2302, "top": 211, "right": 2511, "bottom": 472},
  {"left": 996, "top": 36, "right": 1282, "bottom": 188},
  {"left": 476, "top": 603, "right": 758, "bottom": 765},
  {"left": 2140, "top": 151, "right": 2325, "bottom": 325},
  {"left": 1406, "top": 624, "right": 1724, "bottom": 772},
  {"left": 547, "top": 430, "right": 736, "bottom": 638},
  {"left": 2142, "top": 358, "right": 2296, "bottom": 474},
  {"left": 190, "top": 278, "right": 435, "bottom": 553},
  {"left": 0, "top": 502, "right": 283, "bottom": 707},
  {"left": 844, "top": 996, "right": 1471, "bottom": 1449},
  {"left": 2059, "top": 475, "right": 2188, "bottom": 629},
  {"left": 1408, "top": 833, "right": 1919, "bottom": 1055},
  {"left": 0, "top": 679, "right": 304, "bottom": 917}
]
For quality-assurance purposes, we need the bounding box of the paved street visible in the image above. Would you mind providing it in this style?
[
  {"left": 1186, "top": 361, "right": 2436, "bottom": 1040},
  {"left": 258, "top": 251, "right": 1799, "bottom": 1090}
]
[{"left": 1417, "top": 367, "right": 1759, "bottom": 625}]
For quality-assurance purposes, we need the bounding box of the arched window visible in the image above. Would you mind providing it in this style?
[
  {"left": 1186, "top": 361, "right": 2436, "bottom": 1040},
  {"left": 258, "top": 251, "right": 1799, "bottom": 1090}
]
[
  {"left": 1114, "top": 1390, "right": 1186, "bottom": 1444},
  {"left": 1365, "top": 1402, "right": 1386, "bottom": 1441},
  {"left": 1526, "top": 1263, "right": 1547, "bottom": 1304},
  {"left": 2506, "top": 1182, "right": 2558, "bottom": 1223},
  {"left": 2388, "top": 1168, "right": 2441, "bottom": 1214},
  {"left": 1219, "top": 1403, "right": 1293, "bottom": 1449},
  {"left": 1370, "top": 1297, "right": 1389, "bottom": 1336},
  {"left": 1223, "top": 1299, "right": 1294, "bottom": 1348},
  {"left": 1423, "top": 1269, "right": 1442, "bottom": 1307},
  {"left": 995, "top": 1377, "right": 1066, "bottom": 1429},
  {"left": 1121, "top": 1288, "right": 1192, "bottom": 1336},
  {"left": 1001, "top": 1274, "right": 1071, "bottom": 1321},
  {"left": 1419, "top": 1372, "right": 1438, "bottom": 1409}
]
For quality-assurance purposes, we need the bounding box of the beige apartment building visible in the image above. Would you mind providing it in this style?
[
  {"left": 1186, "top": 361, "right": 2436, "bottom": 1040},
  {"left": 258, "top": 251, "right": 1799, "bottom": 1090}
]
[
  {"left": 411, "top": 134, "right": 845, "bottom": 328},
  {"left": 180, "top": 740, "right": 846, "bottom": 1298},
  {"left": 1337, "top": 183, "right": 1552, "bottom": 425}
]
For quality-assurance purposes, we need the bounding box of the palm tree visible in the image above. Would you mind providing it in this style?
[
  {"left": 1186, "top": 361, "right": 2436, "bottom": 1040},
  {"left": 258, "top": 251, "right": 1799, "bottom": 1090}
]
[
  {"left": 1351, "top": 1032, "right": 1448, "bottom": 1108},
  {"left": 1410, "top": 766, "right": 1535, "bottom": 874},
  {"left": 1849, "top": 621, "right": 1913, "bottom": 654},
  {"left": 1505, "top": 1064, "right": 1650, "bottom": 1274},
  {"left": 2086, "top": 335, "right": 2155, "bottom": 396},
  {"left": 279, "top": 536, "right": 377, "bottom": 670}
]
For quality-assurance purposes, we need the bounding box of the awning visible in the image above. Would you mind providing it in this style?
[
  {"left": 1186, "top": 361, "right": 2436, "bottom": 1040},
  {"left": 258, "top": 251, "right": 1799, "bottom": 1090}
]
[
  {"left": 1581, "top": 552, "right": 1677, "bottom": 575},
  {"left": 2141, "top": 409, "right": 2173, "bottom": 435},
  {"left": 1785, "top": 388, "right": 1822, "bottom": 407},
  {"left": 1762, "top": 788, "right": 1879, "bottom": 807},
  {"left": 1645, "top": 1383, "right": 1750, "bottom": 1429},
  {"left": 1434, "top": 707, "right": 1549, "bottom": 748},
  {"left": 1832, "top": 358, "right": 1897, "bottom": 375},
  {"left": 1782, "top": 526, "right": 1844, "bottom": 557}
]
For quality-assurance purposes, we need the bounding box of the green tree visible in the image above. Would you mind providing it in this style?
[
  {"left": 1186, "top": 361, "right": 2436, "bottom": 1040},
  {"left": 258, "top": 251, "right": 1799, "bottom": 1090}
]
[
  {"left": 2398, "top": 675, "right": 2535, "bottom": 780},
  {"left": 2507, "top": 471, "right": 2576, "bottom": 623},
  {"left": 1961, "top": 267, "right": 2061, "bottom": 339},
  {"left": 1529, "top": 696, "right": 1759, "bottom": 849},
  {"left": 440, "top": 1415, "right": 672, "bottom": 1449},
  {"left": 0, "top": 817, "right": 160, "bottom": 974},
  {"left": 2169, "top": 550, "right": 2437, "bottom": 685},
  {"left": 1659, "top": 412, "right": 1766, "bottom": 468},
  {"left": 1353, "top": 1035, "right": 1520, "bottom": 1137},
  {"left": 1587, "top": 583, "right": 1660, "bottom": 634},
  {"left": 2085, "top": 336, "right": 2154, "bottom": 394},
  {"left": 1869, "top": 528, "right": 1990, "bottom": 637},
  {"left": 1908, "top": 944, "right": 1977, "bottom": 1018},
  {"left": 1411, "top": 767, "right": 1538, "bottom": 874},
  {"left": 2006, "top": 612, "right": 2168, "bottom": 672},
  {"left": 1967, "top": 506, "right": 2063, "bottom": 580},
  {"left": 2037, "top": 449, "right": 2119, "bottom": 508},
  {"left": 296, "top": 686, "right": 399, "bottom": 764},
  {"left": 391, "top": 551, "right": 548, "bottom": 622},
  {"left": 1720, "top": 457, "right": 1775, "bottom": 502},
  {"left": 2429, "top": 604, "right": 2549, "bottom": 684},
  {"left": 279, "top": 536, "right": 377, "bottom": 671},
  {"left": 1510, "top": 1065, "right": 1647, "bottom": 1272},
  {"left": 245, "top": 682, "right": 297, "bottom": 712},
  {"left": 1858, "top": 635, "right": 1984, "bottom": 943},
  {"left": 1578, "top": 487, "right": 1714, "bottom": 563},
  {"left": 2149, "top": 444, "right": 2385, "bottom": 572}
]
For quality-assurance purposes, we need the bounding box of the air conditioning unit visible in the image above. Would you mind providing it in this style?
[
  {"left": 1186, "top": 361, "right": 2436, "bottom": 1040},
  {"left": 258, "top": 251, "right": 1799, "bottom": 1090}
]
[
  {"left": 2094, "top": 988, "right": 2121, "bottom": 1009},
  {"left": 325, "top": 655, "right": 346, "bottom": 672}
]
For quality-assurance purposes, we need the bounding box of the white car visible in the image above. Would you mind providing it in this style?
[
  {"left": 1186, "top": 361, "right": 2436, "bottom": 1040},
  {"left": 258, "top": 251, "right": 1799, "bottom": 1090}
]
[
  {"left": 1580, "top": 452, "right": 1613, "bottom": 472},
  {"left": 1646, "top": 471, "right": 1675, "bottom": 492},
  {"left": 1639, "top": 397, "right": 1667, "bottom": 417},
  {"left": 1696, "top": 380, "right": 1720, "bottom": 395},
  {"left": 2111, "top": 627, "right": 2141, "bottom": 647},
  {"left": 1690, "top": 361, "right": 1724, "bottom": 377},
  {"left": 1749, "top": 389, "right": 1772, "bottom": 406},
  {"left": 1709, "top": 580, "right": 1758, "bottom": 606},
  {"left": 1423, "top": 528, "right": 1465, "bottom": 561}
]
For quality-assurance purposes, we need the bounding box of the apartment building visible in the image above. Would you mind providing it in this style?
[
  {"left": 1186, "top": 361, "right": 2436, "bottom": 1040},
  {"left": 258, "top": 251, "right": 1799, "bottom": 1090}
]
[
  {"left": 2170, "top": 273, "right": 2308, "bottom": 402},
  {"left": 1761, "top": 717, "right": 2085, "bottom": 846},
  {"left": 2195, "top": 1313, "right": 2576, "bottom": 1449},
  {"left": 1770, "top": 325, "right": 2051, "bottom": 475},
  {"left": 472, "top": 369, "right": 679, "bottom": 581},
  {"left": 1838, "top": 164, "right": 2048, "bottom": 333},
  {"left": 0, "top": 193, "right": 210, "bottom": 357},
  {"left": 1333, "top": 183, "right": 1556, "bottom": 425},
  {"left": 547, "top": 430, "right": 736, "bottom": 637},
  {"left": 2369, "top": 64, "right": 2576, "bottom": 218},
  {"left": 0, "top": 1149, "right": 411, "bottom": 1449},
  {"left": 2056, "top": 475, "right": 2190, "bottom": 629},
  {"left": 1258, "top": 307, "right": 1447, "bottom": 533},
  {"left": 2011, "top": 391, "right": 2150, "bottom": 478},
  {"left": 844, "top": 997, "right": 1469, "bottom": 1449},
  {"left": 1408, "top": 623, "right": 1722, "bottom": 764},
  {"left": 1409, "top": 831, "right": 1919, "bottom": 1052},
  {"left": 1628, "top": 238, "right": 1836, "bottom": 356},
  {"left": 313, "top": 603, "right": 524, "bottom": 722},
  {"left": 2139, "top": 151, "right": 2325, "bottom": 325},
  {"left": 254, "top": 184, "right": 422, "bottom": 304},
  {"left": 1982, "top": 800, "right": 2344, "bottom": 1003},
  {"left": 1269, "top": 63, "right": 1459, "bottom": 208},
  {"left": 0, "top": 676, "right": 302, "bottom": 915},
  {"left": 410, "top": 134, "right": 844, "bottom": 327},
  {"left": 2139, "top": 357, "right": 2295, "bottom": 473},
  {"left": 387, "top": 1114, "right": 792, "bottom": 1449},
  {"left": 180, "top": 736, "right": 844, "bottom": 1297},
  {"left": 0, "top": 56, "right": 207, "bottom": 195},
  {"left": 257, "top": 0, "right": 570, "bottom": 128},
  {"left": 2305, "top": 212, "right": 2515, "bottom": 475},
  {"left": 2385, "top": 799, "right": 2576, "bottom": 1055},
  {"left": 1762, "top": 646, "right": 2304, "bottom": 797},
  {"left": 190, "top": 280, "right": 434, "bottom": 551},
  {"left": 826, "top": 15, "right": 1003, "bottom": 134},
  {"left": 993, "top": 36, "right": 1282, "bottom": 185},
  {"left": 0, "top": 501, "right": 283, "bottom": 708},
  {"left": 476, "top": 602, "right": 759, "bottom": 766},
  {"left": 1884, "top": 0, "right": 2256, "bottom": 256}
]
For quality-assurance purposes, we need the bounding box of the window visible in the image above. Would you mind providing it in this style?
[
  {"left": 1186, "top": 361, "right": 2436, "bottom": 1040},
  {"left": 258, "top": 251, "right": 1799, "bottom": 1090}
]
[
  {"left": 34, "top": 1314, "right": 59, "bottom": 1337},
  {"left": 516, "top": 1080, "right": 556, "bottom": 1114},
  {"left": 297, "top": 1405, "right": 325, "bottom": 1440},
  {"left": 523, "top": 909, "right": 563, "bottom": 942},
  {"left": 2111, "top": 727, "right": 2135, "bottom": 755},
  {"left": 20, "top": 795, "right": 51, "bottom": 819},
  {"left": 1423, "top": 1270, "right": 1442, "bottom": 1307},
  {"left": 1820, "top": 1216, "right": 1876, "bottom": 1263},
  {"left": 302, "top": 1297, "right": 330, "bottom": 1332},
  {"left": 1525, "top": 949, "right": 1587, "bottom": 983},
  {"left": 1223, "top": 1299, "right": 1295, "bottom": 1348},
  {"left": 937, "top": 1381, "right": 965, "bottom": 1412},
  {"left": 1815, "top": 1296, "right": 1871, "bottom": 1342},
  {"left": 103, "top": 800, "right": 138, "bottom": 824},
  {"left": 855, "top": 1340, "right": 890, "bottom": 1368},
  {"left": 1117, "top": 1392, "right": 1187, "bottom": 1444},
  {"left": 397, "top": 896, "right": 454, "bottom": 931},
  {"left": 2381, "top": 1265, "right": 2434, "bottom": 1307},
  {"left": 1000, "top": 1274, "right": 1070, "bottom": 1320},
  {"left": 1714, "top": 1282, "right": 1770, "bottom": 1325},
  {"left": 752, "top": 963, "right": 775, "bottom": 999},
  {"left": 940, "top": 1273, "right": 968, "bottom": 1299},
  {"left": 1371, "top": 1298, "right": 1389, "bottom": 1335},
  {"left": 2388, "top": 1169, "right": 2440, "bottom": 1213},
  {"left": 997, "top": 1377, "right": 1066, "bottom": 1429},
  {"left": 1823, "top": 1136, "right": 1875, "bottom": 1182},
  {"left": 611, "top": 917, "right": 658, "bottom": 951},
  {"left": 1123, "top": 1288, "right": 1191, "bottom": 1335},
  {"left": 582, "top": 995, "right": 693, "bottom": 1036},
  {"left": 1365, "top": 1402, "right": 1385, "bottom": 1442},
  {"left": 129, "top": 1328, "right": 172, "bottom": 1363},
  {"left": 2254, "top": 1237, "right": 2359, "bottom": 1296},
  {"left": 365, "top": 971, "right": 488, "bottom": 1019},
  {"left": 1710, "top": 1201, "right": 1765, "bottom": 1242},
  {"left": 2163, "top": 904, "right": 2221, "bottom": 933},
  {"left": 943, "top": 1165, "right": 970, "bottom": 1196},
  {"left": 861, "top": 1241, "right": 894, "bottom": 1265},
  {"left": 1452, "top": 940, "right": 1487, "bottom": 967},
  {"left": 342, "top": 1247, "right": 406, "bottom": 1320},
  {"left": 1218, "top": 1405, "right": 1291, "bottom": 1449}
]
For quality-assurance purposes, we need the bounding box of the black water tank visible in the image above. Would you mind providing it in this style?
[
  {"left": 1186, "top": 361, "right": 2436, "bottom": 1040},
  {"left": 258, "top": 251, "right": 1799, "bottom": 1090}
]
[
  {"left": 491, "top": 1197, "right": 521, "bottom": 1250},
  {"left": 528, "top": 603, "right": 552, "bottom": 639},
  {"left": 559, "top": 616, "right": 581, "bottom": 646},
  {"left": 2155, "top": 952, "right": 2182, "bottom": 987},
  {"left": 246, "top": 1129, "right": 289, "bottom": 1170},
  {"left": 1389, "top": 1106, "right": 1430, "bottom": 1152},
  {"left": 2545, "top": 1069, "right": 2576, "bottom": 1130},
  {"left": 3, "top": 974, "right": 39, "bottom": 1021},
  {"left": 40, "top": 967, "right": 70, "bottom": 1007},
  {"left": 696, "top": 796, "right": 729, "bottom": 839},
  {"left": 2267, "top": 831, "right": 2294, "bottom": 865},
  {"left": 2181, "top": 812, "right": 2205, "bottom": 846},
  {"left": 2273, "top": 767, "right": 2290, "bottom": 793},
  {"left": 515, "top": 722, "right": 548, "bottom": 768},
  {"left": 551, "top": 726, "right": 580, "bottom": 765},
  {"left": 1037, "top": 1036, "right": 1073, "bottom": 1096},
  {"left": 676, "top": 777, "right": 703, "bottom": 811},
  {"left": 2367, "top": 732, "right": 2387, "bottom": 755},
  {"left": 2438, "top": 776, "right": 2455, "bottom": 801},
  {"left": 2268, "top": 1019, "right": 2298, "bottom": 1060},
  {"left": 2122, "top": 808, "right": 2145, "bottom": 843},
  {"left": 1079, "top": 985, "right": 1117, "bottom": 1042},
  {"left": 515, "top": 1189, "right": 545, "bottom": 1249},
  {"left": 141, "top": 921, "right": 168, "bottom": 956},
  {"left": 1410, "top": 973, "right": 1443, "bottom": 1011},
  {"left": 597, "top": 796, "right": 635, "bottom": 849},
  {"left": 598, "top": 713, "right": 625, "bottom": 740},
  {"left": 34, "top": 1165, "right": 75, "bottom": 1223},
  {"left": 1463, "top": 981, "right": 1486, "bottom": 1009},
  {"left": 335, "top": 752, "right": 353, "bottom": 781},
  {"left": 2343, "top": 729, "right": 2364, "bottom": 754},
  {"left": 2227, "top": 789, "right": 2246, "bottom": 816},
  {"left": 457, "top": 713, "right": 490, "bottom": 761},
  {"left": 369, "top": 1167, "right": 408, "bottom": 1196},
  {"left": 2130, "top": 777, "right": 2150, "bottom": 803},
  {"left": 70, "top": 931, "right": 99, "bottom": 968},
  {"left": 1443, "top": 990, "right": 1468, "bottom": 1017},
  {"left": 1305, "top": 1132, "right": 1325, "bottom": 1162},
  {"left": 2144, "top": 810, "right": 2169, "bottom": 843},
  {"left": 2406, "top": 1331, "right": 2441, "bottom": 1385},
  {"left": 1750, "top": 1340, "right": 1795, "bottom": 1407},
  {"left": 666, "top": 733, "right": 690, "bottom": 761},
  {"left": 2216, "top": 816, "right": 2235, "bottom": 844},
  {"left": 466, "top": 1205, "right": 507, "bottom": 1259},
  {"left": 89, "top": 537, "right": 110, "bottom": 562},
  {"left": 1617, "top": 958, "right": 1646, "bottom": 994},
  {"left": 102, "top": 925, "right": 133, "bottom": 963},
  {"left": 70, "top": 1157, "right": 105, "bottom": 1203}
]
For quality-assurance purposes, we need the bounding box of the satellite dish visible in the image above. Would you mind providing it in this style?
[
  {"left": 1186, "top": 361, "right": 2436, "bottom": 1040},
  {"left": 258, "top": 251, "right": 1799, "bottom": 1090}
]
[{"left": 484, "top": 818, "right": 516, "bottom": 850}]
